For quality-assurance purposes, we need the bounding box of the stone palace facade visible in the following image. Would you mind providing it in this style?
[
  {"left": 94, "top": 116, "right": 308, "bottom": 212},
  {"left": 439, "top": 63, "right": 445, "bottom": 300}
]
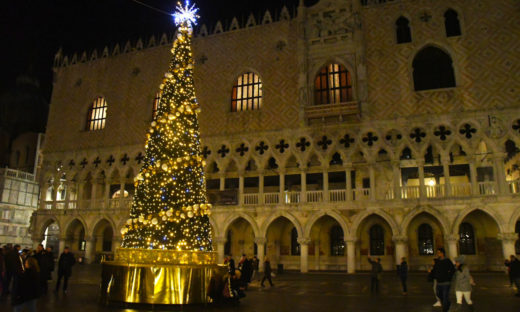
[{"left": 32, "top": 0, "right": 520, "bottom": 272}]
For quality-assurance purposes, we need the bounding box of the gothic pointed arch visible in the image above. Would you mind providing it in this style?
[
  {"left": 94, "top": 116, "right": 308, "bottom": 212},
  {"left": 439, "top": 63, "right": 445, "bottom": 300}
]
[{"left": 412, "top": 46, "right": 456, "bottom": 91}]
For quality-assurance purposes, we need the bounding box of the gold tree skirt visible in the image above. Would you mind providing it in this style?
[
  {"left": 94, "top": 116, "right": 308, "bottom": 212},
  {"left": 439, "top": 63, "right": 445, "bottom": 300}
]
[{"left": 101, "top": 249, "right": 226, "bottom": 305}]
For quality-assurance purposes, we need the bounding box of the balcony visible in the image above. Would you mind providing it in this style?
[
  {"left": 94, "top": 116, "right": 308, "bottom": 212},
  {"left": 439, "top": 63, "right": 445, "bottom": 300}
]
[{"left": 304, "top": 102, "right": 359, "bottom": 121}]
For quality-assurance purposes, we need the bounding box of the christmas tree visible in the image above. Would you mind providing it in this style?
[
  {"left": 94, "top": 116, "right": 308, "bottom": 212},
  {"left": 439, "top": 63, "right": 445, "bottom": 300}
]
[{"left": 121, "top": 0, "right": 212, "bottom": 251}]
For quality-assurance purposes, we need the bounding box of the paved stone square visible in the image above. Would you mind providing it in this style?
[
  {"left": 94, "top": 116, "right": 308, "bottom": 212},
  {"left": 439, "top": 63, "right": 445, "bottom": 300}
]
[{"left": 1, "top": 265, "right": 519, "bottom": 311}]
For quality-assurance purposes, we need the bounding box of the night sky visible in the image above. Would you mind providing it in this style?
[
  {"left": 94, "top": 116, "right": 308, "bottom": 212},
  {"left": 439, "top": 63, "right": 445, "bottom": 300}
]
[{"left": 0, "top": 0, "right": 321, "bottom": 100}]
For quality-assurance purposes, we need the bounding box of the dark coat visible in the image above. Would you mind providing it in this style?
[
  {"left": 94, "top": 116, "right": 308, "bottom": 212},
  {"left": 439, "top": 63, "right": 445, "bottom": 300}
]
[
  {"left": 34, "top": 251, "right": 52, "bottom": 280},
  {"left": 432, "top": 258, "right": 455, "bottom": 283},
  {"left": 228, "top": 258, "right": 236, "bottom": 275},
  {"left": 398, "top": 261, "right": 408, "bottom": 279},
  {"left": 12, "top": 268, "right": 40, "bottom": 306},
  {"left": 57, "top": 252, "right": 75, "bottom": 277},
  {"left": 509, "top": 258, "right": 520, "bottom": 278},
  {"left": 368, "top": 258, "right": 383, "bottom": 278},
  {"left": 263, "top": 260, "right": 272, "bottom": 276},
  {"left": 5, "top": 249, "right": 24, "bottom": 273}
]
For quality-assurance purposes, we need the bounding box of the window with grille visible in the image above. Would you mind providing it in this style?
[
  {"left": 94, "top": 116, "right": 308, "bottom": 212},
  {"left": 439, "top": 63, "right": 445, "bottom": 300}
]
[
  {"left": 291, "top": 227, "right": 300, "bottom": 255},
  {"left": 418, "top": 223, "right": 434, "bottom": 255},
  {"left": 444, "top": 9, "right": 461, "bottom": 37},
  {"left": 459, "top": 222, "right": 476, "bottom": 255},
  {"left": 314, "top": 64, "right": 352, "bottom": 105},
  {"left": 231, "top": 72, "right": 263, "bottom": 112},
  {"left": 152, "top": 92, "right": 161, "bottom": 120},
  {"left": 396, "top": 17, "right": 412, "bottom": 43},
  {"left": 86, "top": 97, "right": 108, "bottom": 131},
  {"left": 370, "top": 225, "right": 385, "bottom": 255},
  {"left": 330, "top": 225, "right": 345, "bottom": 256}
]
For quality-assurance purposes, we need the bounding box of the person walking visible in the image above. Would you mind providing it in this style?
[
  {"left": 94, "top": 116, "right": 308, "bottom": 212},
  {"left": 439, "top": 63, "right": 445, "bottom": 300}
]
[
  {"left": 260, "top": 256, "right": 274, "bottom": 287},
  {"left": 12, "top": 257, "right": 40, "bottom": 312},
  {"left": 33, "top": 244, "right": 51, "bottom": 294},
  {"left": 505, "top": 258, "right": 514, "bottom": 287},
  {"left": 55, "top": 247, "right": 75, "bottom": 294},
  {"left": 454, "top": 255, "right": 475, "bottom": 311},
  {"left": 368, "top": 257, "right": 383, "bottom": 294},
  {"left": 251, "top": 256, "right": 259, "bottom": 281},
  {"left": 397, "top": 257, "right": 408, "bottom": 295},
  {"left": 431, "top": 248, "right": 455, "bottom": 312},
  {"left": 428, "top": 258, "right": 442, "bottom": 307},
  {"left": 508, "top": 255, "right": 520, "bottom": 297}
]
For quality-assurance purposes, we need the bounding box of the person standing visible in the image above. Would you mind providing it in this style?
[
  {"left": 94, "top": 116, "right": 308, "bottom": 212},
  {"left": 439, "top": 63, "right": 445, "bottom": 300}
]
[
  {"left": 251, "top": 256, "right": 259, "bottom": 281},
  {"left": 12, "top": 257, "right": 40, "bottom": 312},
  {"left": 368, "top": 257, "right": 383, "bottom": 294},
  {"left": 508, "top": 255, "right": 520, "bottom": 297},
  {"left": 33, "top": 244, "right": 51, "bottom": 294},
  {"left": 397, "top": 257, "right": 408, "bottom": 295},
  {"left": 431, "top": 248, "right": 455, "bottom": 312},
  {"left": 3, "top": 244, "right": 23, "bottom": 296},
  {"left": 45, "top": 247, "right": 55, "bottom": 282},
  {"left": 55, "top": 247, "right": 75, "bottom": 294},
  {"left": 454, "top": 255, "right": 475, "bottom": 310},
  {"left": 261, "top": 256, "right": 274, "bottom": 287},
  {"left": 505, "top": 258, "right": 514, "bottom": 287}
]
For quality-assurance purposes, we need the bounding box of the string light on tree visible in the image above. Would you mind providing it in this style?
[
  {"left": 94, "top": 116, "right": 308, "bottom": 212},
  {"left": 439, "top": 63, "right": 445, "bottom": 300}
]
[{"left": 121, "top": 0, "right": 212, "bottom": 252}]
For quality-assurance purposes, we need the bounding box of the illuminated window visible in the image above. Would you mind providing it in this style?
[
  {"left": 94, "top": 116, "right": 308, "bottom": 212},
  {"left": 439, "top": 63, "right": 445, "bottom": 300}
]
[
  {"left": 86, "top": 97, "right": 108, "bottom": 131},
  {"left": 152, "top": 92, "right": 161, "bottom": 120},
  {"left": 418, "top": 224, "right": 434, "bottom": 255},
  {"left": 459, "top": 222, "right": 476, "bottom": 255},
  {"left": 231, "top": 72, "right": 263, "bottom": 112},
  {"left": 370, "top": 225, "right": 385, "bottom": 255},
  {"left": 314, "top": 64, "right": 352, "bottom": 105}
]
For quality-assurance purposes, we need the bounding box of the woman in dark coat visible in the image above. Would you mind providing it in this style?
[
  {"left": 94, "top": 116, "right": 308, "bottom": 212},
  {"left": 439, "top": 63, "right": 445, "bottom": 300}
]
[{"left": 12, "top": 257, "right": 40, "bottom": 312}]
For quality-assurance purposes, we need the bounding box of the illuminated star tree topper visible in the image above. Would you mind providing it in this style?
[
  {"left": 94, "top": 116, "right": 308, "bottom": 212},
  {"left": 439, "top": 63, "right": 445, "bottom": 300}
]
[{"left": 173, "top": 0, "right": 199, "bottom": 27}]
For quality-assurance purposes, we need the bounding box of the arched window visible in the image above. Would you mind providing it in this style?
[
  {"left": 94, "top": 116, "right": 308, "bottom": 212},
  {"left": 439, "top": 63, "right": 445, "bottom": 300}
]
[
  {"left": 370, "top": 225, "right": 385, "bottom": 255},
  {"left": 418, "top": 224, "right": 434, "bottom": 255},
  {"left": 86, "top": 97, "right": 108, "bottom": 131},
  {"left": 152, "top": 92, "right": 161, "bottom": 120},
  {"left": 413, "top": 47, "right": 456, "bottom": 91},
  {"left": 291, "top": 227, "right": 300, "bottom": 255},
  {"left": 459, "top": 222, "right": 476, "bottom": 255},
  {"left": 330, "top": 225, "right": 345, "bottom": 256},
  {"left": 231, "top": 72, "right": 263, "bottom": 112},
  {"left": 444, "top": 9, "right": 461, "bottom": 37},
  {"left": 314, "top": 64, "right": 352, "bottom": 105},
  {"left": 396, "top": 17, "right": 412, "bottom": 44},
  {"left": 224, "top": 230, "right": 232, "bottom": 255}
]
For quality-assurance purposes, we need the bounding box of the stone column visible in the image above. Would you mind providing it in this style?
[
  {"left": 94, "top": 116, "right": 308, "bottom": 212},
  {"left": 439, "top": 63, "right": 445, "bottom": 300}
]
[
  {"left": 258, "top": 170, "right": 265, "bottom": 204},
  {"left": 238, "top": 171, "right": 244, "bottom": 205},
  {"left": 40, "top": 182, "right": 49, "bottom": 209},
  {"left": 393, "top": 236, "right": 408, "bottom": 265},
  {"left": 492, "top": 153, "right": 507, "bottom": 194},
  {"left": 441, "top": 156, "right": 451, "bottom": 197},
  {"left": 279, "top": 170, "right": 286, "bottom": 204},
  {"left": 52, "top": 181, "right": 59, "bottom": 209},
  {"left": 214, "top": 236, "right": 227, "bottom": 264},
  {"left": 469, "top": 160, "right": 478, "bottom": 195},
  {"left": 111, "top": 236, "right": 122, "bottom": 254},
  {"left": 58, "top": 236, "right": 66, "bottom": 255},
  {"left": 103, "top": 179, "right": 111, "bottom": 209},
  {"left": 91, "top": 180, "right": 98, "bottom": 201},
  {"left": 64, "top": 181, "right": 72, "bottom": 209},
  {"left": 255, "top": 237, "right": 266, "bottom": 272},
  {"left": 219, "top": 175, "right": 225, "bottom": 191},
  {"left": 498, "top": 233, "right": 518, "bottom": 260},
  {"left": 445, "top": 235, "right": 459, "bottom": 259},
  {"left": 345, "top": 165, "right": 353, "bottom": 201},
  {"left": 368, "top": 163, "right": 376, "bottom": 200},
  {"left": 300, "top": 168, "right": 307, "bottom": 203},
  {"left": 417, "top": 160, "right": 426, "bottom": 199},
  {"left": 392, "top": 161, "right": 401, "bottom": 199},
  {"left": 298, "top": 237, "right": 311, "bottom": 273},
  {"left": 322, "top": 168, "right": 329, "bottom": 202},
  {"left": 85, "top": 236, "right": 96, "bottom": 264},
  {"left": 119, "top": 179, "right": 126, "bottom": 208},
  {"left": 346, "top": 238, "right": 357, "bottom": 274}
]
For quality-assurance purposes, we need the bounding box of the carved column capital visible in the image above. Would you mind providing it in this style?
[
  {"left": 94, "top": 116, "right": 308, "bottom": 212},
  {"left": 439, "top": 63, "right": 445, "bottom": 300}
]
[
  {"left": 498, "top": 232, "right": 519, "bottom": 243},
  {"left": 297, "top": 237, "right": 311, "bottom": 245},
  {"left": 254, "top": 237, "right": 267, "bottom": 245}
]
